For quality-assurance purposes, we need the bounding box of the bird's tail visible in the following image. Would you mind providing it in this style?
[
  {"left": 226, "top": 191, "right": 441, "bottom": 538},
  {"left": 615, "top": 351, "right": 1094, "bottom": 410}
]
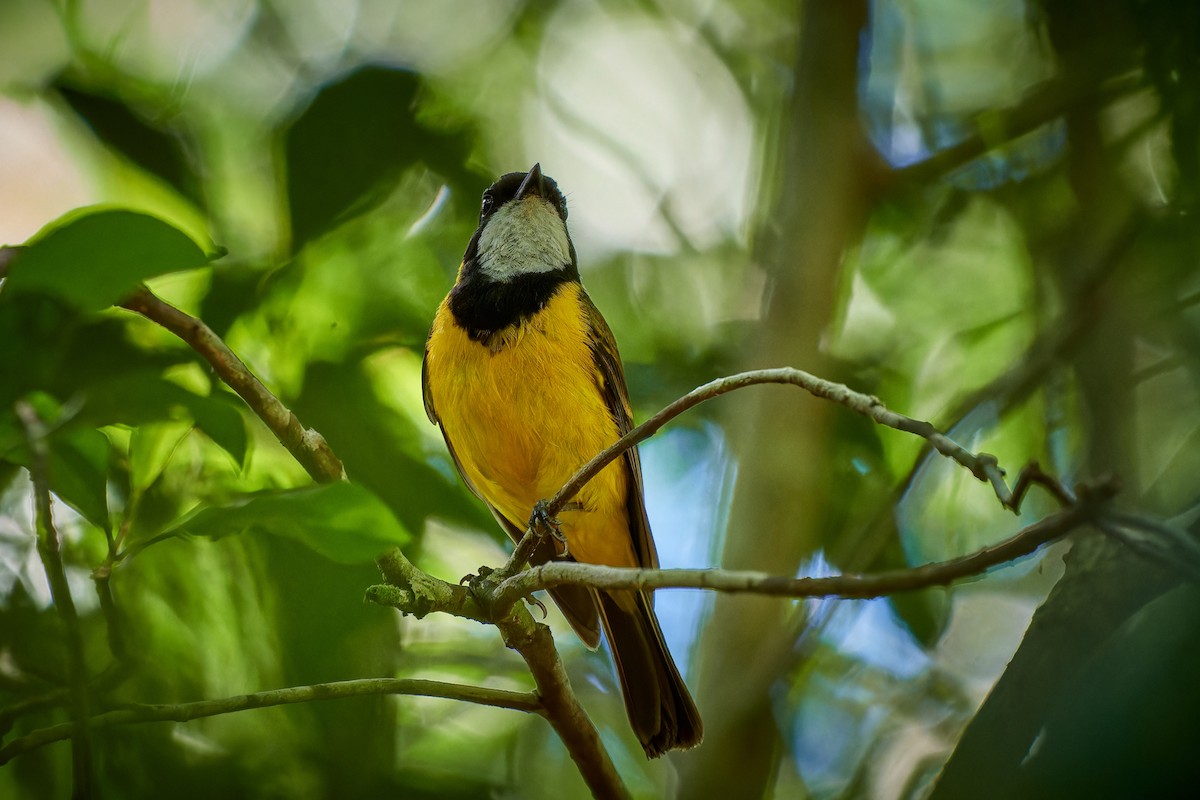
[{"left": 598, "top": 589, "right": 703, "bottom": 758}]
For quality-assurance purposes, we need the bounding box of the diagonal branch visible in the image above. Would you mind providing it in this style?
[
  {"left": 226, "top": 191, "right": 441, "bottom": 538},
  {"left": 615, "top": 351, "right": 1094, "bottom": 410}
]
[
  {"left": 890, "top": 71, "right": 1143, "bottom": 187},
  {"left": 372, "top": 549, "right": 631, "bottom": 800},
  {"left": 119, "top": 286, "right": 345, "bottom": 484},
  {"left": 555, "top": 368, "right": 1031, "bottom": 518},
  {"left": 0, "top": 677, "right": 541, "bottom": 766}
]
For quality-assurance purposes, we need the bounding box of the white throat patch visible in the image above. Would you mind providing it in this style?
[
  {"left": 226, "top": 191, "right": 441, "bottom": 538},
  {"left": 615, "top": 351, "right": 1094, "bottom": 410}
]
[{"left": 476, "top": 197, "right": 571, "bottom": 281}]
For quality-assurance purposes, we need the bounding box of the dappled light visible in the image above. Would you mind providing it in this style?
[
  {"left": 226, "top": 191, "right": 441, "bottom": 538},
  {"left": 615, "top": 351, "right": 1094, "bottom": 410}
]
[{"left": 2, "top": 0, "right": 1199, "bottom": 798}]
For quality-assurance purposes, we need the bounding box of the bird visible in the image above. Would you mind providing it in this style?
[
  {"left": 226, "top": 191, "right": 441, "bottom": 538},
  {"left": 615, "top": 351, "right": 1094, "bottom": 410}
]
[{"left": 421, "top": 163, "right": 702, "bottom": 758}]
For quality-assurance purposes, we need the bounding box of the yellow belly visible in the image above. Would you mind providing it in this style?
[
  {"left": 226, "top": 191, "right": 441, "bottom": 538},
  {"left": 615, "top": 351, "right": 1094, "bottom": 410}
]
[{"left": 425, "top": 283, "right": 636, "bottom": 569}]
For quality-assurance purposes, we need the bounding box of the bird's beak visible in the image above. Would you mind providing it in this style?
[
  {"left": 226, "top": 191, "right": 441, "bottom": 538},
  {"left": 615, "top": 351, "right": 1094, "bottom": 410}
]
[{"left": 515, "top": 163, "right": 545, "bottom": 201}]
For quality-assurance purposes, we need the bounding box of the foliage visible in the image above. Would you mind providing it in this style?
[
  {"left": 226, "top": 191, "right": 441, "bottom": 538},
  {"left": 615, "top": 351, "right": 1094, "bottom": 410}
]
[{"left": 1, "top": 0, "right": 1198, "bottom": 798}]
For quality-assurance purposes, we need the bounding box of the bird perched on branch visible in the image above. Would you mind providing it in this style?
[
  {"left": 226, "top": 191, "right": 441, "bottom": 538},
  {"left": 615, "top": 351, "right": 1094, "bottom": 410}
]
[{"left": 421, "top": 164, "right": 702, "bottom": 758}]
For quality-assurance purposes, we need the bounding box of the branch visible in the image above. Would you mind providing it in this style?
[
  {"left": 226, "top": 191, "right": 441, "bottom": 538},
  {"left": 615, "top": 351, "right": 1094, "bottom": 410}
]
[
  {"left": 372, "top": 549, "right": 631, "bottom": 800},
  {"left": 366, "top": 476, "right": 1116, "bottom": 795},
  {"left": 0, "top": 678, "right": 540, "bottom": 766},
  {"left": 499, "top": 367, "right": 1072, "bottom": 581},
  {"left": 14, "top": 401, "right": 96, "bottom": 795},
  {"left": 572, "top": 368, "right": 1034, "bottom": 516},
  {"left": 891, "top": 71, "right": 1142, "bottom": 187},
  {"left": 119, "top": 286, "right": 345, "bottom": 484},
  {"left": 493, "top": 477, "right": 1116, "bottom": 611}
]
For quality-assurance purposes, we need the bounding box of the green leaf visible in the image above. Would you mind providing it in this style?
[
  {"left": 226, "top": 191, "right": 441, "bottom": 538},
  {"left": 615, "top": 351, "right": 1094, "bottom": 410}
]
[
  {"left": 172, "top": 482, "right": 410, "bottom": 564},
  {"left": 77, "top": 372, "right": 247, "bottom": 465},
  {"left": 57, "top": 85, "right": 203, "bottom": 206},
  {"left": 0, "top": 393, "right": 110, "bottom": 528},
  {"left": 186, "top": 391, "right": 248, "bottom": 467},
  {"left": 294, "top": 360, "right": 493, "bottom": 536},
  {"left": 281, "top": 65, "right": 477, "bottom": 250},
  {"left": 129, "top": 420, "right": 192, "bottom": 493},
  {"left": 48, "top": 429, "right": 111, "bottom": 528},
  {"left": 3, "top": 426, "right": 111, "bottom": 529},
  {"left": 0, "top": 293, "right": 189, "bottom": 414},
  {"left": 5, "top": 209, "right": 214, "bottom": 311}
]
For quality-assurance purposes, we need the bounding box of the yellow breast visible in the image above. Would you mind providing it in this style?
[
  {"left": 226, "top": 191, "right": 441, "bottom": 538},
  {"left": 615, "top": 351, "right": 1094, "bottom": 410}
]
[{"left": 425, "top": 282, "right": 635, "bottom": 568}]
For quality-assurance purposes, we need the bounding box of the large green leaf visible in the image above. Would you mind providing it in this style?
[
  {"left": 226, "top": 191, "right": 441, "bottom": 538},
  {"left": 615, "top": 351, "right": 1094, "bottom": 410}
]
[
  {"left": 5, "top": 209, "right": 214, "bottom": 311},
  {"left": 281, "top": 65, "right": 477, "bottom": 250},
  {"left": 171, "top": 482, "right": 410, "bottom": 564},
  {"left": 47, "top": 428, "right": 111, "bottom": 528},
  {"left": 294, "top": 359, "right": 493, "bottom": 536},
  {"left": 128, "top": 420, "right": 193, "bottom": 494},
  {"left": 58, "top": 85, "right": 203, "bottom": 206},
  {"left": 72, "top": 371, "right": 248, "bottom": 466}
]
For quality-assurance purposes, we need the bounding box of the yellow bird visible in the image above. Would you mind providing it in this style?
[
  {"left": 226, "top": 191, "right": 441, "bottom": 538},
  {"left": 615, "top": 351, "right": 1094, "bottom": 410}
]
[{"left": 421, "top": 164, "right": 702, "bottom": 758}]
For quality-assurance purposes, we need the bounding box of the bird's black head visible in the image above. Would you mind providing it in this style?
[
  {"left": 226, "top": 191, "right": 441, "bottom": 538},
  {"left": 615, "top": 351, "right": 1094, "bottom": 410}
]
[{"left": 461, "top": 163, "right": 576, "bottom": 283}]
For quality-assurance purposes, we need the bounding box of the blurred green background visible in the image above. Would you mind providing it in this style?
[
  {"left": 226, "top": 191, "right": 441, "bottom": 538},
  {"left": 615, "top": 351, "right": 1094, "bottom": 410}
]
[{"left": 1, "top": 0, "right": 1199, "bottom": 798}]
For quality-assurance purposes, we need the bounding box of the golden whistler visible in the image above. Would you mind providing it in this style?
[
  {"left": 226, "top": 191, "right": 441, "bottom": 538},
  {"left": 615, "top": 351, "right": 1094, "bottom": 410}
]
[{"left": 422, "top": 164, "right": 702, "bottom": 758}]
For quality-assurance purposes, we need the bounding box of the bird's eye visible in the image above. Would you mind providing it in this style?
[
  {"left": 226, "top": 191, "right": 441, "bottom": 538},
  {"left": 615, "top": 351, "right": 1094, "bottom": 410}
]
[
  {"left": 558, "top": 197, "right": 568, "bottom": 220},
  {"left": 480, "top": 194, "right": 494, "bottom": 217}
]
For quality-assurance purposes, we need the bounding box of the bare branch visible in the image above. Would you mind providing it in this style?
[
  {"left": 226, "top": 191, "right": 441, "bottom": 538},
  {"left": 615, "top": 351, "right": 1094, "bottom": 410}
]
[
  {"left": 0, "top": 678, "right": 541, "bottom": 766},
  {"left": 368, "top": 474, "right": 1118, "bottom": 795},
  {"left": 547, "top": 368, "right": 1038, "bottom": 522},
  {"left": 119, "top": 286, "right": 345, "bottom": 484},
  {"left": 498, "top": 368, "right": 1083, "bottom": 582},
  {"left": 493, "top": 477, "right": 1116, "bottom": 611},
  {"left": 14, "top": 401, "right": 96, "bottom": 794},
  {"left": 371, "top": 549, "right": 631, "bottom": 800},
  {"left": 891, "top": 71, "right": 1142, "bottom": 187}
]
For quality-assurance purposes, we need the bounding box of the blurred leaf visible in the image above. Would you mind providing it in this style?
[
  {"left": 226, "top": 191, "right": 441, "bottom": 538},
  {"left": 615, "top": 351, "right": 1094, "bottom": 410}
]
[
  {"left": 75, "top": 372, "right": 247, "bottom": 465},
  {"left": 48, "top": 428, "right": 111, "bottom": 528},
  {"left": 57, "top": 84, "right": 202, "bottom": 205},
  {"left": 0, "top": 293, "right": 181, "bottom": 412},
  {"left": 282, "top": 65, "right": 476, "bottom": 250},
  {"left": 3, "top": 426, "right": 111, "bottom": 528},
  {"left": 129, "top": 420, "right": 192, "bottom": 493},
  {"left": 294, "top": 359, "right": 492, "bottom": 536},
  {"left": 172, "top": 481, "right": 410, "bottom": 564},
  {"left": 0, "top": 290, "right": 247, "bottom": 466},
  {"left": 4, "top": 209, "right": 214, "bottom": 311},
  {"left": 880, "top": 519, "right": 950, "bottom": 648},
  {"left": 199, "top": 261, "right": 271, "bottom": 338},
  {"left": 1013, "top": 585, "right": 1200, "bottom": 798},
  {"left": 187, "top": 390, "right": 249, "bottom": 466}
]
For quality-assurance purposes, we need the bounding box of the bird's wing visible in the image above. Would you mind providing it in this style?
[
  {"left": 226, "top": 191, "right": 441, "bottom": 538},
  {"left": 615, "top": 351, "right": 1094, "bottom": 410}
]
[{"left": 580, "top": 287, "right": 660, "bottom": 571}]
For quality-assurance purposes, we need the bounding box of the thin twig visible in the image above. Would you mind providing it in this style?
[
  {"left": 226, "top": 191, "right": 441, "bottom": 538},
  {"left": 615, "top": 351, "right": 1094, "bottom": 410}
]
[
  {"left": 15, "top": 401, "right": 96, "bottom": 796},
  {"left": 119, "top": 286, "right": 345, "bottom": 484},
  {"left": 0, "top": 690, "right": 68, "bottom": 738},
  {"left": 0, "top": 678, "right": 541, "bottom": 766},
  {"left": 493, "top": 479, "right": 1115, "bottom": 611},
  {"left": 554, "top": 368, "right": 1021, "bottom": 520}
]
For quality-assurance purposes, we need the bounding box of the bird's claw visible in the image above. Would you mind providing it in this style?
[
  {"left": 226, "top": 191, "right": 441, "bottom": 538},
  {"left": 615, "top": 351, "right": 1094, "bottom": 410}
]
[
  {"left": 524, "top": 593, "right": 548, "bottom": 619},
  {"left": 460, "top": 565, "right": 495, "bottom": 586},
  {"left": 529, "top": 499, "right": 569, "bottom": 558}
]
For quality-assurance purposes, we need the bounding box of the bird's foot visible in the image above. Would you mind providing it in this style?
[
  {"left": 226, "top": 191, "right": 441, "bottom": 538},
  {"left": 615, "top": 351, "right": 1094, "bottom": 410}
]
[
  {"left": 460, "top": 565, "right": 546, "bottom": 618},
  {"left": 459, "top": 565, "right": 494, "bottom": 586},
  {"left": 529, "top": 499, "right": 569, "bottom": 558}
]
